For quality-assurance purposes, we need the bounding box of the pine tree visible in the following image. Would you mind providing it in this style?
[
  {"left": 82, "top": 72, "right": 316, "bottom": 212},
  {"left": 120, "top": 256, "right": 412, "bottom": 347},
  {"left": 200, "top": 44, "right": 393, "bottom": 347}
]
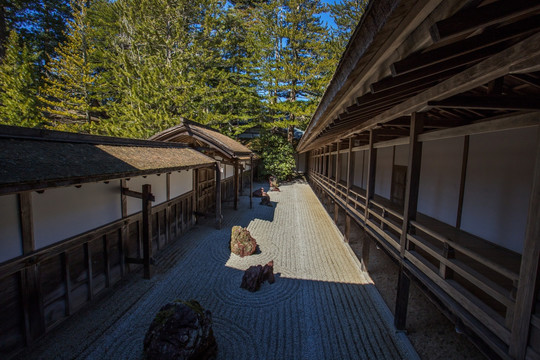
[
  {"left": 0, "top": 30, "right": 43, "bottom": 127},
  {"left": 39, "top": 0, "right": 104, "bottom": 133},
  {"left": 251, "top": 0, "right": 334, "bottom": 144},
  {"left": 327, "top": 0, "right": 368, "bottom": 50}
]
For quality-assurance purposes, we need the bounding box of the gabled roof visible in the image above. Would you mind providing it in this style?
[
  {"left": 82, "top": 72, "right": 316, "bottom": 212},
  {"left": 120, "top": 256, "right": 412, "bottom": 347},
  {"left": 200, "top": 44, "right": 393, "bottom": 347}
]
[
  {"left": 149, "top": 119, "right": 253, "bottom": 161},
  {"left": 0, "top": 125, "right": 215, "bottom": 195}
]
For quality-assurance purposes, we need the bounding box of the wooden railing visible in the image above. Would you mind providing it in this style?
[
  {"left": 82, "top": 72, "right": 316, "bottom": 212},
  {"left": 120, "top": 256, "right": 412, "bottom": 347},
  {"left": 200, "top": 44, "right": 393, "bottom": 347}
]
[
  {"left": 307, "top": 169, "right": 520, "bottom": 350},
  {"left": 0, "top": 191, "right": 195, "bottom": 358}
]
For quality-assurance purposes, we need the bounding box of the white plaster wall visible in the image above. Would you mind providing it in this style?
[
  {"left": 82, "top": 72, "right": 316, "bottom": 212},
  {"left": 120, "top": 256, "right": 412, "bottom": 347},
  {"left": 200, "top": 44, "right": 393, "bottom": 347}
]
[
  {"left": 394, "top": 144, "right": 409, "bottom": 166},
  {"left": 418, "top": 137, "right": 464, "bottom": 226},
  {"left": 126, "top": 174, "right": 167, "bottom": 215},
  {"left": 33, "top": 181, "right": 122, "bottom": 249},
  {"left": 0, "top": 195, "right": 22, "bottom": 262},
  {"left": 225, "top": 165, "right": 234, "bottom": 179},
  {"left": 461, "top": 127, "right": 538, "bottom": 254},
  {"left": 375, "top": 147, "right": 393, "bottom": 199},
  {"left": 353, "top": 151, "right": 365, "bottom": 188},
  {"left": 339, "top": 153, "right": 348, "bottom": 181},
  {"left": 170, "top": 170, "right": 193, "bottom": 198}
]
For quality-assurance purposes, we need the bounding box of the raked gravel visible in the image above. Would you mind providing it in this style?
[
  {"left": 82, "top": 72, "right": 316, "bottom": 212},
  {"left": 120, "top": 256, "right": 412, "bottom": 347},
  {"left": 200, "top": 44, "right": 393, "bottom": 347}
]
[{"left": 18, "top": 181, "right": 419, "bottom": 360}]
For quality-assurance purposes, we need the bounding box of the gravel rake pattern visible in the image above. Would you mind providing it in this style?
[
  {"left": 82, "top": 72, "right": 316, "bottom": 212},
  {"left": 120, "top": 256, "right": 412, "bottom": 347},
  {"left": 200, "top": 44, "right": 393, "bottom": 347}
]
[{"left": 19, "top": 182, "right": 418, "bottom": 360}]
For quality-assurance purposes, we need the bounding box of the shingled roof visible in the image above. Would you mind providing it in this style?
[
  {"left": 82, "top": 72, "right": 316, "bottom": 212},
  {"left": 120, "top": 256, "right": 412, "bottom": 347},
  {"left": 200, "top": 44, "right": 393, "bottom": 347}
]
[
  {"left": 149, "top": 119, "right": 253, "bottom": 161},
  {"left": 0, "top": 125, "right": 215, "bottom": 195}
]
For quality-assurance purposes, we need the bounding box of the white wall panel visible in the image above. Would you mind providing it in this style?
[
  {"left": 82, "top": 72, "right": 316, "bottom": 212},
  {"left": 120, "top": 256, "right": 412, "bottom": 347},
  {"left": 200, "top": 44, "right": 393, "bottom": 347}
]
[
  {"left": 375, "top": 147, "right": 393, "bottom": 199},
  {"left": 339, "top": 153, "right": 348, "bottom": 181},
  {"left": 0, "top": 195, "right": 22, "bottom": 262},
  {"left": 170, "top": 170, "right": 193, "bottom": 198},
  {"left": 418, "top": 137, "right": 463, "bottom": 226},
  {"left": 394, "top": 144, "right": 409, "bottom": 166},
  {"left": 353, "top": 151, "right": 364, "bottom": 188},
  {"left": 461, "top": 127, "right": 538, "bottom": 254},
  {"left": 126, "top": 174, "right": 167, "bottom": 215},
  {"left": 225, "top": 165, "right": 234, "bottom": 179},
  {"left": 33, "top": 181, "right": 122, "bottom": 249}
]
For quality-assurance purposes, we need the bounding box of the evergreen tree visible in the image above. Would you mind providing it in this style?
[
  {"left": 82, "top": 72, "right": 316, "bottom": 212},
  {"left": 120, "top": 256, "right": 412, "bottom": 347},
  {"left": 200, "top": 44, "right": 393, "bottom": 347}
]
[
  {"left": 0, "top": 30, "right": 42, "bottom": 126},
  {"left": 39, "top": 0, "right": 104, "bottom": 133},
  {"left": 252, "top": 0, "right": 334, "bottom": 144},
  {"left": 327, "top": 0, "right": 368, "bottom": 50}
]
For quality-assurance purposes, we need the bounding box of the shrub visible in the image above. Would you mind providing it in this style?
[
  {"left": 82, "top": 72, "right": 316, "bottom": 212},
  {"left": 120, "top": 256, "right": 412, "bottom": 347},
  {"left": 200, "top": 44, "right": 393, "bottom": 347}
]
[{"left": 258, "top": 132, "right": 296, "bottom": 181}]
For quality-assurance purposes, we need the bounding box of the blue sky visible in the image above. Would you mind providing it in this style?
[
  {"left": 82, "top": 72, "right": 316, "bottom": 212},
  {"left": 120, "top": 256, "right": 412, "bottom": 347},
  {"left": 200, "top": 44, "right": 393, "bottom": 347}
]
[{"left": 319, "top": 0, "right": 339, "bottom": 29}]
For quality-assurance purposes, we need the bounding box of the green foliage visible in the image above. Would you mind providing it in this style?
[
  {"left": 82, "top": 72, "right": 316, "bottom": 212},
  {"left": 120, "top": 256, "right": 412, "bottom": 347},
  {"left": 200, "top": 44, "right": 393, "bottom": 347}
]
[
  {"left": 327, "top": 0, "right": 368, "bottom": 50},
  {"left": 257, "top": 132, "right": 296, "bottom": 180},
  {"left": 0, "top": 30, "right": 43, "bottom": 127},
  {"left": 39, "top": 0, "right": 106, "bottom": 133}
]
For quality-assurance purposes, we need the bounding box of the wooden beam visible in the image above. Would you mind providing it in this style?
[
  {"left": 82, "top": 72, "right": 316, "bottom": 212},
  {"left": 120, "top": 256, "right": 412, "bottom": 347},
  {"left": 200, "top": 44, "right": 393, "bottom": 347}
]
[
  {"left": 394, "top": 15, "right": 540, "bottom": 75},
  {"left": 372, "top": 42, "right": 509, "bottom": 94},
  {"left": 509, "top": 125, "right": 540, "bottom": 359},
  {"left": 419, "top": 112, "right": 539, "bottom": 142},
  {"left": 215, "top": 162, "right": 222, "bottom": 229},
  {"left": 429, "top": 0, "right": 540, "bottom": 42},
  {"left": 428, "top": 95, "right": 540, "bottom": 111},
  {"left": 19, "top": 192, "right": 34, "bottom": 254},
  {"left": 339, "top": 32, "right": 540, "bottom": 140},
  {"left": 122, "top": 187, "right": 155, "bottom": 201},
  {"left": 142, "top": 184, "right": 153, "bottom": 280},
  {"left": 394, "top": 112, "right": 425, "bottom": 330}
]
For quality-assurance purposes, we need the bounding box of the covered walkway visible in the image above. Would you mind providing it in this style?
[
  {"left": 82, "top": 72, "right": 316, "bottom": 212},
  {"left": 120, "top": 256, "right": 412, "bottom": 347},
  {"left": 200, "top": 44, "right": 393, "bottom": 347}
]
[{"left": 18, "top": 181, "right": 418, "bottom": 359}]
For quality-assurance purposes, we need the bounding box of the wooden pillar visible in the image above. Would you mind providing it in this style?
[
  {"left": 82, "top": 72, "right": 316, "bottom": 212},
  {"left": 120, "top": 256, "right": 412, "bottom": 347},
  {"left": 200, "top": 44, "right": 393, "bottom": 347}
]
[
  {"left": 18, "top": 192, "right": 43, "bottom": 344},
  {"left": 364, "top": 130, "right": 378, "bottom": 221},
  {"left": 249, "top": 155, "right": 253, "bottom": 209},
  {"left": 240, "top": 164, "right": 244, "bottom": 194},
  {"left": 323, "top": 146, "right": 327, "bottom": 177},
  {"left": 394, "top": 112, "right": 425, "bottom": 330},
  {"left": 455, "top": 136, "right": 469, "bottom": 229},
  {"left": 215, "top": 162, "right": 222, "bottom": 229},
  {"left": 120, "top": 179, "right": 128, "bottom": 274},
  {"left": 509, "top": 126, "right": 540, "bottom": 359},
  {"left": 344, "top": 138, "right": 354, "bottom": 243},
  {"left": 234, "top": 160, "right": 239, "bottom": 210},
  {"left": 142, "top": 184, "right": 153, "bottom": 280},
  {"left": 193, "top": 169, "right": 199, "bottom": 223},
  {"left": 166, "top": 173, "right": 171, "bottom": 243},
  {"left": 335, "top": 141, "right": 340, "bottom": 194}
]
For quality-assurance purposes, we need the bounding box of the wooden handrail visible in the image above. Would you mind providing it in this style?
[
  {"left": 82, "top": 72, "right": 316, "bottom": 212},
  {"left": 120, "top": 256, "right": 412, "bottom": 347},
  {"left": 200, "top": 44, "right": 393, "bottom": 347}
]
[{"left": 410, "top": 220, "right": 519, "bottom": 281}]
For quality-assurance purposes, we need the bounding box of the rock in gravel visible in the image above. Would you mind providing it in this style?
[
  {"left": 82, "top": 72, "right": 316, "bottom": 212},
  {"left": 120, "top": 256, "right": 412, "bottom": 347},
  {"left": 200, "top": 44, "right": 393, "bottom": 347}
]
[
  {"left": 230, "top": 226, "right": 257, "bottom": 257},
  {"left": 240, "top": 261, "right": 275, "bottom": 292},
  {"left": 143, "top": 300, "right": 217, "bottom": 360}
]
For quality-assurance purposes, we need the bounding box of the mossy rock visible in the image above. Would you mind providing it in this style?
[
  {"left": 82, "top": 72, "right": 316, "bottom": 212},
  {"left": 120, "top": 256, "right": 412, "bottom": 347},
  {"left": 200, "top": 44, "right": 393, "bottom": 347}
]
[{"left": 230, "top": 226, "right": 257, "bottom": 257}]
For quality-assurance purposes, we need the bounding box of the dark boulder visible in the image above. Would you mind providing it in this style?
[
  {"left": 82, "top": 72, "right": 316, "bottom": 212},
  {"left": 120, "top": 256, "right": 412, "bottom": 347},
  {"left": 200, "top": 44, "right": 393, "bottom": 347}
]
[
  {"left": 240, "top": 261, "right": 275, "bottom": 292},
  {"left": 144, "top": 300, "right": 217, "bottom": 360},
  {"left": 230, "top": 226, "right": 257, "bottom": 257}
]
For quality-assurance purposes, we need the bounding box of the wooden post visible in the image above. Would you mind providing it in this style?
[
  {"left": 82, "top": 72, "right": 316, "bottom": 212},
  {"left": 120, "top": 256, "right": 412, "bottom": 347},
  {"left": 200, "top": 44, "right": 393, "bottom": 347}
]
[
  {"left": 142, "top": 184, "right": 153, "bottom": 280},
  {"left": 166, "top": 173, "right": 171, "bottom": 243},
  {"left": 395, "top": 112, "right": 425, "bottom": 331},
  {"left": 19, "top": 192, "right": 34, "bottom": 254},
  {"left": 346, "top": 138, "right": 353, "bottom": 207},
  {"left": 215, "top": 162, "right": 222, "bottom": 229},
  {"left": 323, "top": 146, "right": 327, "bottom": 177},
  {"left": 240, "top": 164, "right": 244, "bottom": 194},
  {"left": 395, "top": 265, "right": 411, "bottom": 330},
  {"left": 193, "top": 169, "right": 199, "bottom": 223},
  {"left": 509, "top": 125, "right": 540, "bottom": 359},
  {"left": 120, "top": 179, "right": 128, "bottom": 273},
  {"left": 250, "top": 155, "right": 253, "bottom": 209},
  {"left": 234, "top": 160, "right": 239, "bottom": 210},
  {"left": 456, "top": 136, "right": 469, "bottom": 229},
  {"left": 335, "top": 141, "right": 341, "bottom": 194},
  {"left": 364, "top": 130, "right": 378, "bottom": 221}
]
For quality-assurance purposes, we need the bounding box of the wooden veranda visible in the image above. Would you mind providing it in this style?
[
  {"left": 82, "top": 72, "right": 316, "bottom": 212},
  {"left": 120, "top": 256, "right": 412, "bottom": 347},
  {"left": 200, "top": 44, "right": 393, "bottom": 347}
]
[{"left": 297, "top": 1, "right": 540, "bottom": 359}]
